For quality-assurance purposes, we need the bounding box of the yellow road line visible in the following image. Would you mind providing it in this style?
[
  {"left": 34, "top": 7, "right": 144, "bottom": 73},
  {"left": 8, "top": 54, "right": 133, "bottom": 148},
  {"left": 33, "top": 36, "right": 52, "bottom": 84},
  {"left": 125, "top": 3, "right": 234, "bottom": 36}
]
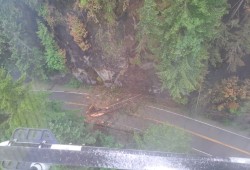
[
  {"left": 138, "top": 115, "right": 250, "bottom": 157},
  {"left": 147, "top": 105, "right": 250, "bottom": 140},
  {"left": 63, "top": 101, "right": 250, "bottom": 156},
  {"left": 64, "top": 102, "right": 88, "bottom": 106}
]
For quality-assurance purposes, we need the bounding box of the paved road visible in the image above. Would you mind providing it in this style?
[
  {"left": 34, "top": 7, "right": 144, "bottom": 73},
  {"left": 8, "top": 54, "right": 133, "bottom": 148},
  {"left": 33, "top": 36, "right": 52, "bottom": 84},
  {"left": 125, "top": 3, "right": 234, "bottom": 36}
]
[
  {"left": 48, "top": 90, "right": 250, "bottom": 158},
  {"left": 141, "top": 106, "right": 250, "bottom": 157}
]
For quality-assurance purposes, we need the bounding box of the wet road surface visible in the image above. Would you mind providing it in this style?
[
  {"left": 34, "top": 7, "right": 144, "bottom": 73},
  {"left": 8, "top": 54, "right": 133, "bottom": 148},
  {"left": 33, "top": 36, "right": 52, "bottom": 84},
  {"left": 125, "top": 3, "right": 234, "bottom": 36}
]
[{"left": 48, "top": 90, "right": 250, "bottom": 158}]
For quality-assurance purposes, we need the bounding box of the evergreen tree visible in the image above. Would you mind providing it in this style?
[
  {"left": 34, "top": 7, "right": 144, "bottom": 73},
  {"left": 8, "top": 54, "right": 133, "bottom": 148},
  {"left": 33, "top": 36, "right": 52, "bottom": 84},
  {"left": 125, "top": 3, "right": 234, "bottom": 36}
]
[
  {"left": 0, "top": 68, "right": 47, "bottom": 138},
  {"left": 0, "top": 68, "right": 28, "bottom": 115},
  {"left": 139, "top": 0, "right": 228, "bottom": 102},
  {"left": 0, "top": 0, "right": 47, "bottom": 79},
  {"left": 37, "top": 21, "right": 66, "bottom": 72},
  {"left": 8, "top": 92, "right": 48, "bottom": 132},
  {"left": 0, "top": 23, "right": 11, "bottom": 68},
  {"left": 209, "top": 1, "right": 250, "bottom": 72},
  {"left": 134, "top": 124, "right": 190, "bottom": 153}
]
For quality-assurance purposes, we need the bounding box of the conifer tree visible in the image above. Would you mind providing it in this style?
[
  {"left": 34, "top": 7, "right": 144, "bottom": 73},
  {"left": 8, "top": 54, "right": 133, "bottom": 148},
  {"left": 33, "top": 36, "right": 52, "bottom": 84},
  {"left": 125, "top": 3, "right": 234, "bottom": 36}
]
[
  {"left": 0, "top": 0, "right": 47, "bottom": 79},
  {"left": 0, "top": 69, "right": 28, "bottom": 115},
  {"left": 0, "top": 68, "right": 47, "bottom": 138},
  {"left": 134, "top": 124, "right": 190, "bottom": 152},
  {"left": 139, "top": 0, "right": 228, "bottom": 102},
  {"left": 37, "top": 21, "right": 66, "bottom": 72}
]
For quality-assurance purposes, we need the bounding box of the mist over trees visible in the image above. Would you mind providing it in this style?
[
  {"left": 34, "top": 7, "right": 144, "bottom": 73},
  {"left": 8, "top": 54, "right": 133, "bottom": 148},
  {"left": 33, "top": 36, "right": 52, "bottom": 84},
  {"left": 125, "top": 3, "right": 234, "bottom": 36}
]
[{"left": 1, "top": 0, "right": 250, "bottom": 156}]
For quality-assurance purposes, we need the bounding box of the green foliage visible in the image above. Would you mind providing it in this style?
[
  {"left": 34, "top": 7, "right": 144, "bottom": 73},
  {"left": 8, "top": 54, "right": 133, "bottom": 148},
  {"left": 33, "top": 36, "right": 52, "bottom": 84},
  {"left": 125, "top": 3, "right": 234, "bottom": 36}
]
[
  {"left": 80, "top": 0, "right": 88, "bottom": 6},
  {"left": 38, "top": 3, "right": 49, "bottom": 19},
  {"left": 23, "top": 0, "right": 41, "bottom": 9},
  {"left": 134, "top": 124, "right": 190, "bottom": 153},
  {"left": 46, "top": 105, "right": 97, "bottom": 145},
  {"left": 43, "top": 101, "right": 122, "bottom": 170},
  {"left": 8, "top": 92, "right": 48, "bottom": 134},
  {"left": 0, "top": 79, "right": 119, "bottom": 148},
  {"left": 100, "top": 0, "right": 117, "bottom": 26},
  {"left": 0, "top": 0, "right": 47, "bottom": 79},
  {"left": 45, "top": 101, "right": 120, "bottom": 148},
  {"left": 209, "top": 16, "right": 250, "bottom": 72},
  {"left": 81, "top": 0, "right": 101, "bottom": 23},
  {"left": 49, "top": 129, "right": 119, "bottom": 169},
  {"left": 209, "top": 77, "right": 250, "bottom": 114},
  {"left": 96, "top": 132, "right": 122, "bottom": 148},
  {"left": 37, "top": 21, "right": 66, "bottom": 72},
  {"left": 0, "top": 25, "right": 11, "bottom": 67},
  {"left": 138, "top": 0, "right": 162, "bottom": 40},
  {"left": 78, "top": 0, "right": 117, "bottom": 26},
  {"left": 138, "top": 0, "right": 228, "bottom": 102},
  {"left": 0, "top": 69, "right": 28, "bottom": 115},
  {"left": 66, "top": 77, "right": 82, "bottom": 88},
  {"left": 67, "top": 14, "right": 90, "bottom": 51},
  {"left": 0, "top": 113, "right": 9, "bottom": 124},
  {"left": 25, "top": 0, "right": 61, "bottom": 28},
  {"left": 39, "top": 3, "right": 64, "bottom": 29},
  {"left": 0, "top": 120, "right": 11, "bottom": 141},
  {"left": 239, "top": 101, "right": 250, "bottom": 115},
  {"left": 0, "top": 68, "right": 48, "bottom": 139},
  {"left": 11, "top": 45, "right": 47, "bottom": 79}
]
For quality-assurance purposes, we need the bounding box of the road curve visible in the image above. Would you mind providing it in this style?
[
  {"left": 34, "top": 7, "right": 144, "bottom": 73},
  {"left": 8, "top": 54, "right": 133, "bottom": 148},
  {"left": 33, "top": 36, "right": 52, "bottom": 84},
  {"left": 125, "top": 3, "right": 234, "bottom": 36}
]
[{"left": 47, "top": 90, "right": 250, "bottom": 158}]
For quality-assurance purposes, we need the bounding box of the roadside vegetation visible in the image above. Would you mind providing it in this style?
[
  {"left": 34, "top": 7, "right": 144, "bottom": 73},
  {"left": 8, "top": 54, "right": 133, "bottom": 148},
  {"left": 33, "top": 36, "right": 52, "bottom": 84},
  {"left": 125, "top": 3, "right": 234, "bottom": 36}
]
[
  {"left": 67, "top": 14, "right": 91, "bottom": 52},
  {"left": 37, "top": 21, "right": 66, "bottom": 72},
  {"left": 134, "top": 124, "right": 190, "bottom": 153},
  {"left": 138, "top": 0, "right": 228, "bottom": 103},
  {"left": 1, "top": 0, "right": 250, "bottom": 167},
  {"left": 0, "top": 69, "right": 114, "bottom": 146},
  {"left": 1, "top": 0, "right": 249, "bottom": 112}
]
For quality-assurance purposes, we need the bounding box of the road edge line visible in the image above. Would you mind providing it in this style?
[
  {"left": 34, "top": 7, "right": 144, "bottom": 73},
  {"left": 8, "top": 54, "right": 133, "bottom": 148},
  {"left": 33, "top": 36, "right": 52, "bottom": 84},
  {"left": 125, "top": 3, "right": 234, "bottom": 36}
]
[{"left": 147, "top": 105, "right": 250, "bottom": 140}]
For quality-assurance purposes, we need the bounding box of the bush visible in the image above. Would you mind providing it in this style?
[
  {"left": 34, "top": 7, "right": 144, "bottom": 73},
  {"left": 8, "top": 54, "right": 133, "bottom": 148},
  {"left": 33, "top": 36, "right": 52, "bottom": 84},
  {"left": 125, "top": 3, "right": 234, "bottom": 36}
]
[
  {"left": 66, "top": 77, "right": 82, "bottom": 88},
  {"left": 44, "top": 101, "right": 120, "bottom": 147},
  {"left": 47, "top": 110, "right": 97, "bottom": 145},
  {"left": 67, "top": 14, "right": 90, "bottom": 51},
  {"left": 210, "top": 77, "right": 250, "bottom": 114},
  {"left": 100, "top": 0, "right": 117, "bottom": 26},
  {"left": 79, "top": 0, "right": 88, "bottom": 7},
  {"left": 37, "top": 21, "right": 66, "bottom": 72},
  {"left": 47, "top": 105, "right": 120, "bottom": 170},
  {"left": 38, "top": 3, "right": 63, "bottom": 29},
  {"left": 85, "top": 0, "right": 101, "bottom": 23},
  {"left": 134, "top": 124, "right": 190, "bottom": 153},
  {"left": 75, "top": 0, "right": 117, "bottom": 26}
]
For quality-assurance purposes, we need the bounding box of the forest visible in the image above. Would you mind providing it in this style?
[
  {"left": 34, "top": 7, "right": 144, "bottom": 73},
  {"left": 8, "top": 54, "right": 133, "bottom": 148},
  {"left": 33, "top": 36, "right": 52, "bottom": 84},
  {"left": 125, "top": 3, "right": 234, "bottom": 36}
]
[{"left": 1, "top": 0, "right": 250, "bottom": 169}]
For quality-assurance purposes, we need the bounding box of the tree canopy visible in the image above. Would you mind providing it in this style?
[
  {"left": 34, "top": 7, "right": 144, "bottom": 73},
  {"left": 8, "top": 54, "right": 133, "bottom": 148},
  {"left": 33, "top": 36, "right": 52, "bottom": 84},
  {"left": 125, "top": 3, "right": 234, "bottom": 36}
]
[
  {"left": 0, "top": 68, "right": 48, "bottom": 139},
  {"left": 0, "top": 0, "right": 47, "bottom": 79},
  {"left": 0, "top": 68, "right": 29, "bottom": 115},
  {"left": 139, "top": 0, "right": 228, "bottom": 102},
  {"left": 134, "top": 124, "right": 190, "bottom": 153}
]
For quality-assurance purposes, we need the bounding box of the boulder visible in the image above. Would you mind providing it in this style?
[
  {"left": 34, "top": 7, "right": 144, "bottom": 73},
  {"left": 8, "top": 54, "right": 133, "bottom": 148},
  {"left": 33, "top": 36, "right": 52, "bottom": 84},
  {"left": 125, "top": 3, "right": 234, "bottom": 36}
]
[{"left": 72, "top": 68, "right": 96, "bottom": 85}]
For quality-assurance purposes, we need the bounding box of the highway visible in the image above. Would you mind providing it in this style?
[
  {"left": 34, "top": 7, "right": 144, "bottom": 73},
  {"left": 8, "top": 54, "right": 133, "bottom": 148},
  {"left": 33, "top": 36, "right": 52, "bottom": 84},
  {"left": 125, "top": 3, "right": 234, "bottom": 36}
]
[{"left": 47, "top": 89, "right": 250, "bottom": 158}]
